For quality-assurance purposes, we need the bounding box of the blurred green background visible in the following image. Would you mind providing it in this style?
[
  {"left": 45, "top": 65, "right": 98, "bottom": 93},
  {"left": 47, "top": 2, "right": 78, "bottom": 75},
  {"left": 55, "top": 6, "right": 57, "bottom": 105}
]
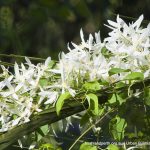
[{"left": 0, "top": 0, "right": 149, "bottom": 61}]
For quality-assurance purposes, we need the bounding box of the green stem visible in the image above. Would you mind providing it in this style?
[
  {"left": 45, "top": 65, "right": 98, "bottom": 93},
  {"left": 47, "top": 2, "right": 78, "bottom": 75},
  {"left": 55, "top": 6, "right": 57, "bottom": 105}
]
[
  {"left": 0, "top": 53, "right": 45, "bottom": 61},
  {"left": 0, "top": 61, "right": 14, "bottom": 67},
  {"left": 68, "top": 108, "right": 114, "bottom": 150}
]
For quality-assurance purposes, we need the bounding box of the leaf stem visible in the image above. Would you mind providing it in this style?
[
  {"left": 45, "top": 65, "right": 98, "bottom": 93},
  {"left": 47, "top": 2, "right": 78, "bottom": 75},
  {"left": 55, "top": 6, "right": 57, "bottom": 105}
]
[
  {"left": 0, "top": 53, "right": 45, "bottom": 61},
  {"left": 68, "top": 108, "right": 115, "bottom": 150}
]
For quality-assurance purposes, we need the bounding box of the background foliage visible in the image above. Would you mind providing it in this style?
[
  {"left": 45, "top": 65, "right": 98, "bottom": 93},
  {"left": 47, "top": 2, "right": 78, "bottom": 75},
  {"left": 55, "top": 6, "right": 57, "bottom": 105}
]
[{"left": 0, "top": 0, "right": 149, "bottom": 60}]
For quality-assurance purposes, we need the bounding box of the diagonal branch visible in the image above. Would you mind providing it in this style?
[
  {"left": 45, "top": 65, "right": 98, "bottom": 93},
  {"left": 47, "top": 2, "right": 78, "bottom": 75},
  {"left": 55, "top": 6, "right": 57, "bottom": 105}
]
[{"left": 0, "top": 101, "right": 85, "bottom": 149}]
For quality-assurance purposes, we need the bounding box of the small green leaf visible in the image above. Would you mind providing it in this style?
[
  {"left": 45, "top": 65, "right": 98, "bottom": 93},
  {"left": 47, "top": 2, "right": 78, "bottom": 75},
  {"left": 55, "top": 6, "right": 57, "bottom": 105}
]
[
  {"left": 109, "top": 116, "right": 127, "bottom": 141},
  {"left": 98, "top": 105, "right": 105, "bottom": 116},
  {"left": 56, "top": 92, "right": 71, "bottom": 115},
  {"left": 86, "top": 93, "right": 99, "bottom": 115},
  {"left": 101, "top": 47, "right": 112, "bottom": 58},
  {"left": 117, "top": 94, "right": 126, "bottom": 105},
  {"left": 36, "top": 125, "right": 49, "bottom": 141},
  {"left": 80, "top": 142, "right": 97, "bottom": 150},
  {"left": 108, "top": 94, "right": 117, "bottom": 104},
  {"left": 100, "top": 78, "right": 109, "bottom": 86},
  {"left": 48, "top": 60, "right": 55, "bottom": 69},
  {"left": 107, "top": 144, "right": 119, "bottom": 150},
  {"left": 108, "top": 94, "right": 125, "bottom": 105},
  {"left": 109, "top": 68, "right": 130, "bottom": 76},
  {"left": 115, "top": 81, "right": 126, "bottom": 89},
  {"left": 39, "top": 78, "right": 48, "bottom": 87},
  {"left": 56, "top": 148, "right": 62, "bottom": 150},
  {"left": 39, "top": 143, "right": 55, "bottom": 150},
  {"left": 124, "top": 72, "right": 144, "bottom": 80},
  {"left": 40, "top": 125, "right": 49, "bottom": 135},
  {"left": 83, "top": 81, "right": 101, "bottom": 91}
]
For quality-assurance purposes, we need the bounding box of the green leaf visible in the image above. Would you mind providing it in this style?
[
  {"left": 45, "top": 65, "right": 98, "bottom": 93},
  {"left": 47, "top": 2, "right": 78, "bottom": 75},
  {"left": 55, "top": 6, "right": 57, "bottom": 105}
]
[
  {"left": 56, "top": 92, "right": 71, "bottom": 115},
  {"left": 37, "top": 124, "right": 48, "bottom": 137},
  {"left": 124, "top": 72, "right": 144, "bottom": 80},
  {"left": 39, "top": 143, "right": 55, "bottom": 150},
  {"left": 83, "top": 81, "right": 101, "bottom": 91},
  {"left": 98, "top": 105, "right": 105, "bottom": 116},
  {"left": 80, "top": 142, "right": 97, "bottom": 150},
  {"left": 48, "top": 60, "right": 55, "bottom": 69},
  {"left": 109, "top": 68, "right": 130, "bottom": 76},
  {"left": 144, "top": 87, "right": 150, "bottom": 106},
  {"left": 36, "top": 125, "right": 49, "bottom": 141},
  {"left": 40, "top": 125, "right": 49, "bottom": 135},
  {"left": 39, "top": 78, "right": 48, "bottom": 87},
  {"left": 108, "top": 94, "right": 117, "bottom": 104},
  {"left": 109, "top": 116, "right": 127, "bottom": 141},
  {"left": 115, "top": 81, "right": 126, "bottom": 89},
  {"left": 56, "top": 148, "right": 62, "bottom": 150},
  {"left": 86, "top": 93, "right": 99, "bottom": 115},
  {"left": 107, "top": 144, "right": 119, "bottom": 150},
  {"left": 108, "top": 94, "right": 125, "bottom": 105},
  {"left": 117, "top": 94, "right": 126, "bottom": 105},
  {"left": 101, "top": 47, "right": 112, "bottom": 58}
]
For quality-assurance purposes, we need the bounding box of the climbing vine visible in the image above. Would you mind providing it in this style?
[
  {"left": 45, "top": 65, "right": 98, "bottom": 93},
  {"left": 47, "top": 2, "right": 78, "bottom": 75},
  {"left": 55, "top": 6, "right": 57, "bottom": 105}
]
[{"left": 0, "top": 15, "right": 150, "bottom": 150}]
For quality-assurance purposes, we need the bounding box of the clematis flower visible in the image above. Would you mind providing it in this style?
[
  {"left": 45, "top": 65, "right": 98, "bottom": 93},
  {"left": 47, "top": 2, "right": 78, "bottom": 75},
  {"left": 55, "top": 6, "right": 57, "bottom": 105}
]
[
  {"left": 0, "top": 14, "right": 150, "bottom": 133},
  {"left": 38, "top": 90, "right": 58, "bottom": 105}
]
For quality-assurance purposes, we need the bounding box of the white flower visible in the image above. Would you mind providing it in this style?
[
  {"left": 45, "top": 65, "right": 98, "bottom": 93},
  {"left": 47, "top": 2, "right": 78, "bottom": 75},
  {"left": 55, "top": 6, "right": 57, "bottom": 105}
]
[
  {"left": 0, "top": 76, "right": 20, "bottom": 100},
  {"left": 0, "top": 14, "right": 150, "bottom": 133},
  {"left": 49, "top": 59, "right": 76, "bottom": 97},
  {"left": 104, "top": 14, "right": 150, "bottom": 74},
  {"left": 38, "top": 90, "right": 58, "bottom": 105}
]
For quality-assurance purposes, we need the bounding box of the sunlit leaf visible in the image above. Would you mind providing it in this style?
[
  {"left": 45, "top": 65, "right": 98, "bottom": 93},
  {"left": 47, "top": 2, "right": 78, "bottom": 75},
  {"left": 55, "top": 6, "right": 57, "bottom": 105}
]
[
  {"left": 124, "top": 72, "right": 144, "bottom": 80},
  {"left": 106, "top": 144, "right": 119, "bottom": 150},
  {"left": 86, "top": 93, "right": 99, "bottom": 115},
  {"left": 109, "top": 116, "right": 127, "bottom": 141},
  {"left": 109, "top": 68, "right": 130, "bottom": 76},
  {"left": 80, "top": 142, "right": 97, "bottom": 150},
  {"left": 83, "top": 81, "right": 101, "bottom": 91},
  {"left": 40, "top": 125, "right": 49, "bottom": 135},
  {"left": 39, "top": 78, "right": 48, "bottom": 87},
  {"left": 108, "top": 94, "right": 125, "bottom": 105},
  {"left": 39, "top": 143, "right": 55, "bottom": 150},
  {"left": 56, "top": 92, "right": 71, "bottom": 115},
  {"left": 48, "top": 60, "right": 55, "bottom": 69}
]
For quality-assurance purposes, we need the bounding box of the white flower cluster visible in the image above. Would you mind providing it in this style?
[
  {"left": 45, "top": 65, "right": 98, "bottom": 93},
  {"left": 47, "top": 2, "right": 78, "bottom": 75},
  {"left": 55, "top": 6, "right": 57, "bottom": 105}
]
[
  {"left": 0, "top": 15, "right": 150, "bottom": 132},
  {"left": 0, "top": 57, "right": 58, "bottom": 132}
]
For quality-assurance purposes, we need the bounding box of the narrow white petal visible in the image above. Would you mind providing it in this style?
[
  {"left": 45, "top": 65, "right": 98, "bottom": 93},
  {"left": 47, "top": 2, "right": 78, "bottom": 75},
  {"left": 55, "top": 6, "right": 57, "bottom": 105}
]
[
  {"left": 108, "top": 20, "right": 119, "bottom": 28},
  {"left": 45, "top": 57, "right": 51, "bottom": 67},
  {"left": 80, "top": 28, "right": 85, "bottom": 43},
  {"left": 14, "top": 62, "right": 20, "bottom": 77},
  {"left": 12, "top": 117, "right": 21, "bottom": 126},
  {"left": 15, "top": 83, "right": 23, "bottom": 92},
  {"left": 88, "top": 34, "right": 93, "bottom": 50},
  {"left": 95, "top": 31, "right": 101, "bottom": 43},
  {"left": 25, "top": 57, "right": 32, "bottom": 66},
  {"left": 132, "top": 14, "right": 144, "bottom": 29}
]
